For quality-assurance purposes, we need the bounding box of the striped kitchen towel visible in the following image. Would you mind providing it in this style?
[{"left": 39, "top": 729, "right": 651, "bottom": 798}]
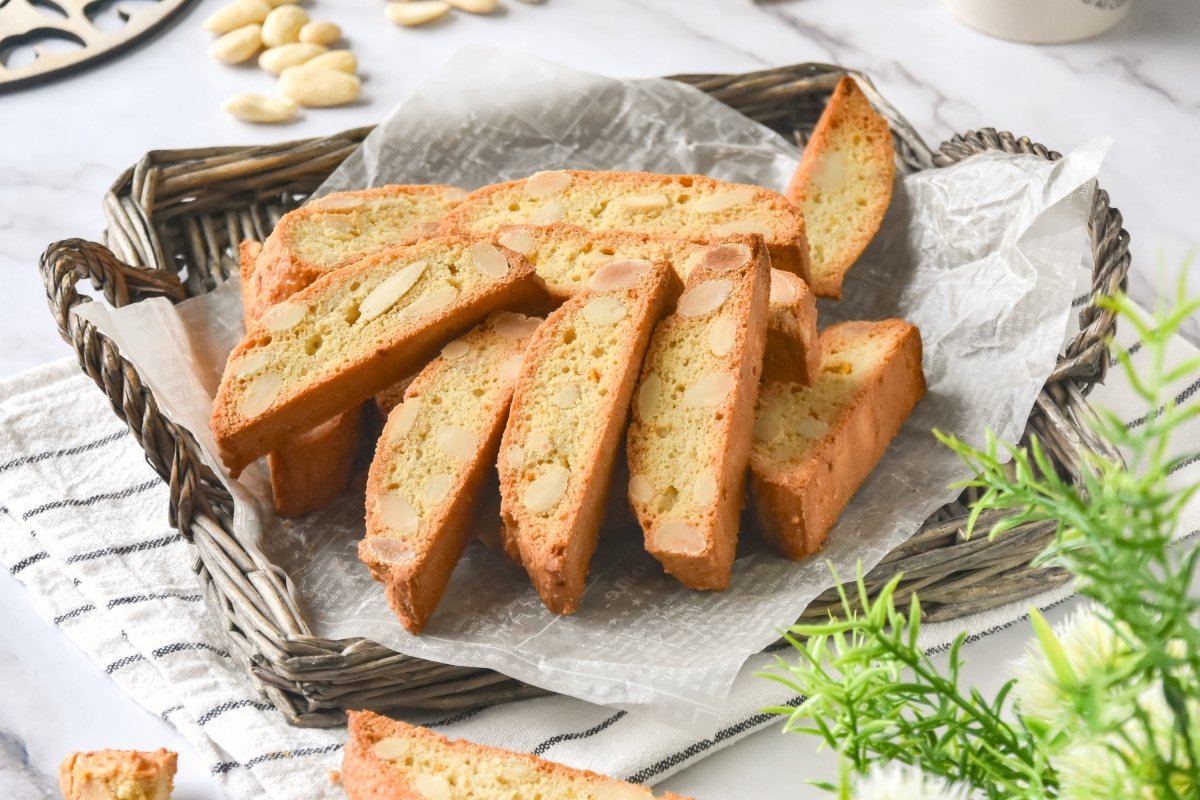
[{"left": 1, "top": 308, "right": 1197, "bottom": 799}]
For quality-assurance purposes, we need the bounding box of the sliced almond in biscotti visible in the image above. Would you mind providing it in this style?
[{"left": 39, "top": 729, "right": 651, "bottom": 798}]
[
  {"left": 245, "top": 184, "right": 467, "bottom": 321},
  {"left": 438, "top": 170, "right": 812, "bottom": 285},
  {"left": 211, "top": 237, "right": 552, "bottom": 476},
  {"left": 785, "top": 76, "right": 895, "bottom": 299},
  {"left": 498, "top": 259, "right": 680, "bottom": 614},
  {"left": 362, "top": 311, "right": 541, "bottom": 633},
  {"left": 750, "top": 319, "right": 925, "bottom": 559},
  {"left": 626, "top": 237, "right": 771, "bottom": 590},
  {"left": 343, "top": 710, "right": 695, "bottom": 800}
]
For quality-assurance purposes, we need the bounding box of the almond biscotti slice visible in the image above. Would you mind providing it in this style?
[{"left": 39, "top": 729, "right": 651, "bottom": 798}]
[
  {"left": 438, "top": 170, "right": 812, "bottom": 284},
  {"left": 498, "top": 259, "right": 679, "bottom": 614},
  {"left": 362, "top": 311, "right": 542, "bottom": 634},
  {"left": 496, "top": 225, "right": 819, "bottom": 384},
  {"left": 785, "top": 76, "right": 895, "bottom": 299},
  {"left": 750, "top": 319, "right": 925, "bottom": 559},
  {"left": 626, "top": 238, "right": 771, "bottom": 590},
  {"left": 211, "top": 237, "right": 551, "bottom": 475},
  {"left": 244, "top": 184, "right": 467, "bottom": 320},
  {"left": 344, "top": 711, "right": 693, "bottom": 800}
]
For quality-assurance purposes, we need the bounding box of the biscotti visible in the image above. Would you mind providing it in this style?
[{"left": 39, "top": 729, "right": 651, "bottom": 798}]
[
  {"left": 343, "top": 710, "right": 693, "bottom": 800},
  {"left": 498, "top": 259, "right": 679, "bottom": 614},
  {"left": 362, "top": 311, "right": 542, "bottom": 633},
  {"left": 750, "top": 319, "right": 925, "bottom": 558},
  {"left": 211, "top": 237, "right": 551, "bottom": 475},
  {"left": 627, "top": 239, "right": 770, "bottom": 590},
  {"left": 495, "top": 225, "right": 819, "bottom": 384},
  {"left": 438, "top": 170, "right": 812, "bottom": 284},
  {"left": 59, "top": 748, "right": 177, "bottom": 800},
  {"left": 244, "top": 184, "right": 467, "bottom": 320},
  {"left": 785, "top": 76, "right": 895, "bottom": 299}
]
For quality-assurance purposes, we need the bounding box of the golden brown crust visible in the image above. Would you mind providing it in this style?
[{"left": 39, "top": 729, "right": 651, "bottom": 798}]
[
  {"left": 59, "top": 749, "right": 177, "bottom": 800},
  {"left": 785, "top": 77, "right": 895, "bottom": 299},
  {"left": 762, "top": 269, "right": 821, "bottom": 385},
  {"left": 627, "top": 238, "right": 771, "bottom": 590},
  {"left": 750, "top": 320, "right": 925, "bottom": 558},
  {"left": 438, "top": 170, "right": 813, "bottom": 286},
  {"left": 211, "top": 238, "right": 553, "bottom": 476},
  {"left": 267, "top": 406, "right": 363, "bottom": 517},
  {"left": 498, "top": 261, "right": 680, "bottom": 614}
]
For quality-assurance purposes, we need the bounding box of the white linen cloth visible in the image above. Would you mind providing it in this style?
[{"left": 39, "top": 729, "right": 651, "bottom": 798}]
[{"left": 1, "top": 311, "right": 1196, "bottom": 799}]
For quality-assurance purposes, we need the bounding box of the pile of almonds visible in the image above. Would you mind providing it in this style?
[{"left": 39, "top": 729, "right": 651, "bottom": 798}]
[
  {"left": 385, "top": 0, "right": 540, "bottom": 27},
  {"left": 205, "top": 0, "right": 360, "bottom": 123}
]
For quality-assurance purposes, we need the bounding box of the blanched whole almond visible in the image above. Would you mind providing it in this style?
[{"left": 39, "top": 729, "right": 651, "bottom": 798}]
[
  {"left": 420, "top": 474, "right": 454, "bottom": 505},
  {"left": 363, "top": 536, "right": 415, "bottom": 565},
  {"left": 693, "top": 187, "right": 756, "bottom": 213},
  {"left": 708, "top": 316, "right": 737, "bottom": 356},
  {"left": 492, "top": 312, "right": 541, "bottom": 339},
  {"left": 499, "top": 354, "right": 523, "bottom": 382},
  {"left": 701, "top": 242, "right": 752, "bottom": 272},
  {"left": 306, "top": 49, "right": 357, "bottom": 74},
  {"left": 682, "top": 373, "right": 734, "bottom": 408},
  {"left": 222, "top": 93, "right": 298, "bottom": 124},
  {"left": 279, "top": 65, "right": 361, "bottom": 107},
  {"left": 589, "top": 259, "right": 652, "bottom": 292},
  {"left": 636, "top": 373, "right": 662, "bottom": 420},
  {"left": 441, "top": 339, "right": 470, "bottom": 360},
  {"left": 261, "top": 301, "right": 305, "bottom": 331},
  {"left": 209, "top": 24, "right": 262, "bottom": 64},
  {"left": 770, "top": 268, "right": 800, "bottom": 303},
  {"left": 582, "top": 295, "right": 626, "bottom": 326},
  {"left": 204, "top": 0, "right": 270, "bottom": 34},
  {"left": 435, "top": 425, "right": 477, "bottom": 460},
  {"left": 470, "top": 242, "right": 509, "bottom": 278},
  {"left": 261, "top": 4, "right": 307, "bottom": 46},
  {"left": 497, "top": 229, "right": 536, "bottom": 256},
  {"left": 655, "top": 520, "right": 706, "bottom": 555},
  {"left": 243, "top": 372, "right": 282, "bottom": 417},
  {"left": 391, "top": 397, "right": 422, "bottom": 438},
  {"left": 714, "top": 220, "right": 771, "bottom": 237},
  {"left": 693, "top": 472, "right": 718, "bottom": 505},
  {"left": 377, "top": 493, "right": 418, "bottom": 536},
  {"left": 446, "top": 0, "right": 497, "bottom": 12},
  {"left": 235, "top": 350, "right": 271, "bottom": 378},
  {"left": 552, "top": 383, "right": 581, "bottom": 409},
  {"left": 523, "top": 464, "right": 570, "bottom": 513},
  {"left": 386, "top": 1, "right": 451, "bottom": 27},
  {"left": 259, "top": 43, "right": 327, "bottom": 75},
  {"left": 527, "top": 201, "right": 564, "bottom": 225},
  {"left": 524, "top": 170, "right": 571, "bottom": 198},
  {"left": 629, "top": 474, "right": 654, "bottom": 504},
  {"left": 299, "top": 20, "right": 341, "bottom": 45},
  {"left": 359, "top": 260, "right": 427, "bottom": 322},
  {"left": 621, "top": 194, "right": 670, "bottom": 213},
  {"left": 677, "top": 279, "right": 733, "bottom": 318},
  {"left": 403, "top": 285, "right": 457, "bottom": 318}
]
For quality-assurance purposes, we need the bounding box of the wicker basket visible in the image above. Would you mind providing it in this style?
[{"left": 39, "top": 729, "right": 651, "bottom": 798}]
[{"left": 39, "top": 63, "right": 1130, "bottom": 727}]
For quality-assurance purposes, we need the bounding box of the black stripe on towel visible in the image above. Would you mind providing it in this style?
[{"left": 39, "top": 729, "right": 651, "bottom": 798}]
[
  {"left": 0, "top": 430, "right": 128, "bottom": 474},
  {"left": 108, "top": 592, "right": 202, "bottom": 609},
  {"left": 532, "top": 711, "right": 627, "bottom": 756},
  {"left": 1125, "top": 376, "right": 1200, "bottom": 430},
  {"left": 210, "top": 743, "right": 345, "bottom": 774},
  {"left": 160, "top": 705, "right": 183, "bottom": 720},
  {"left": 23, "top": 479, "right": 161, "bottom": 520},
  {"left": 53, "top": 604, "right": 95, "bottom": 624},
  {"left": 152, "top": 642, "right": 231, "bottom": 660},
  {"left": 425, "top": 706, "right": 488, "bottom": 729},
  {"left": 9, "top": 551, "right": 48, "bottom": 574},
  {"left": 65, "top": 533, "right": 182, "bottom": 565},
  {"left": 196, "top": 699, "right": 275, "bottom": 726},
  {"left": 105, "top": 654, "right": 146, "bottom": 674},
  {"left": 1170, "top": 453, "right": 1200, "bottom": 475}
]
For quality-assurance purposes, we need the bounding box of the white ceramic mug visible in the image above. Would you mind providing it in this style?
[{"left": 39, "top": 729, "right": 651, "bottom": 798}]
[{"left": 944, "top": 0, "right": 1131, "bottom": 44}]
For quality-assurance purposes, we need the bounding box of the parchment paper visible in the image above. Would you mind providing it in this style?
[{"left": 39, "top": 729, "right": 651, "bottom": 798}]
[{"left": 75, "top": 46, "right": 1106, "bottom": 734}]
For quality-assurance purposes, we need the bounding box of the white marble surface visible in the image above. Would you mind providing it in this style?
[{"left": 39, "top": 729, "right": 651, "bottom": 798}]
[{"left": 1, "top": 0, "right": 1197, "bottom": 797}]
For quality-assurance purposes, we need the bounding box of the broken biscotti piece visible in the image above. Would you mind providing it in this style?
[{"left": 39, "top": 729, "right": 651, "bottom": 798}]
[
  {"left": 750, "top": 319, "right": 925, "bottom": 559},
  {"left": 498, "top": 260, "right": 679, "bottom": 614},
  {"left": 785, "top": 76, "right": 895, "bottom": 299},
  {"left": 495, "top": 225, "right": 820, "bottom": 385},
  {"left": 343, "top": 711, "right": 693, "bottom": 800},
  {"left": 627, "top": 238, "right": 771, "bottom": 590},
  {"left": 243, "top": 184, "right": 467, "bottom": 320},
  {"left": 59, "top": 748, "right": 177, "bottom": 800},
  {"left": 211, "top": 237, "right": 550, "bottom": 476},
  {"left": 362, "top": 311, "right": 542, "bottom": 634},
  {"left": 438, "top": 170, "right": 812, "bottom": 285}
]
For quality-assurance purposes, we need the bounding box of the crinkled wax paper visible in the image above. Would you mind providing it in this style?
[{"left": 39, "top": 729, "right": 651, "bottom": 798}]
[{"left": 76, "top": 46, "right": 1106, "bottom": 734}]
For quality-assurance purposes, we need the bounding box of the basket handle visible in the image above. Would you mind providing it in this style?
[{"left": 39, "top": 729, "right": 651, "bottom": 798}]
[{"left": 38, "top": 238, "right": 228, "bottom": 533}]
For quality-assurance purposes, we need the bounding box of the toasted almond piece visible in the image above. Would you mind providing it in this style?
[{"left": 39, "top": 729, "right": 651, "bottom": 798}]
[
  {"left": 204, "top": 0, "right": 270, "bottom": 34},
  {"left": 386, "top": 1, "right": 451, "bottom": 26},
  {"left": 441, "top": 339, "right": 470, "bottom": 360},
  {"left": 701, "top": 242, "right": 752, "bottom": 272},
  {"left": 420, "top": 474, "right": 454, "bottom": 505},
  {"left": 278, "top": 65, "right": 361, "bottom": 107},
  {"left": 359, "top": 261, "right": 427, "bottom": 322},
  {"left": 629, "top": 474, "right": 654, "bottom": 504},
  {"left": 306, "top": 49, "right": 357, "bottom": 73},
  {"left": 582, "top": 295, "right": 626, "bottom": 325},
  {"left": 708, "top": 316, "right": 737, "bottom": 356},
  {"left": 235, "top": 350, "right": 271, "bottom": 378},
  {"left": 377, "top": 492, "right": 418, "bottom": 536},
  {"left": 523, "top": 464, "right": 570, "bottom": 513},
  {"left": 243, "top": 372, "right": 282, "bottom": 417},
  {"left": 770, "top": 268, "right": 800, "bottom": 303},
  {"left": 752, "top": 414, "right": 782, "bottom": 442},
  {"left": 392, "top": 398, "right": 422, "bottom": 438},
  {"left": 261, "top": 301, "right": 305, "bottom": 331},
  {"left": 682, "top": 373, "right": 735, "bottom": 408},
  {"left": 636, "top": 373, "right": 662, "bottom": 420},
  {"left": 654, "top": 520, "right": 706, "bottom": 555},
  {"left": 552, "top": 384, "right": 581, "bottom": 409},
  {"left": 693, "top": 473, "right": 718, "bottom": 505},
  {"left": 677, "top": 278, "right": 733, "bottom": 318},
  {"left": 363, "top": 536, "right": 415, "bottom": 565},
  {"left": 497, "top": 230, "right": 536, "bottom": 256},
  {"left": 506, "top": 445, "right": 525, "bottom": 468},
  {"left": 714, "top": 220, "right": 771, "bottom": 237},
  {"left": 523, "top": 170, "right": 572, "bottom": 198},
  {"left": 499, "top": 354, "right": 523, "bottom": 382},
  {"left": 261, "top": 4, "right": 307, "bottom": 46},
  {"left": 299, "top": 20, "right": 341, "bottom": 44},
  {"left": 527, "top": 201, "right": 564, "bottom": 225},
  {"left": 435, "top": 424, "right": 477, "bottom": 460},
  {"left": 492, "top": 312, "right": 541, "bottom": 339},
  {"left": 692, "top": 187, "right": 756, "bottom": 213},
  {"left": 621, "top": 194, "right": 670, "bottom": 213},
  {"left": 222, "top": 93, "right": 298, "bottom": 124},
  {"left": 470, "top": 242, "right": 509, "bottom": 278},
  {"left": 209, "top": 24, "right": 262, "bottom": 63},
  {"left": 259, "top": 42, "right": 326, "bottom": 75},
  {"left": 588, "top": 259, "right": 652, "bottom": 292},
  {"left": 414, "top": 774, "right": 453, "bottom": 800},
  {"left": 403, "top": 285, "right": 458, "bottom": 318}
]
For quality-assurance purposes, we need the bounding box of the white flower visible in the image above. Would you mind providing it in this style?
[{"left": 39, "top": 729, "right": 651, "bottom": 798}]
[
  {"left": 852, "top": 763, "right": 972, "bottom": 800},
  {"left": 1010, "top": 605, "right": 1130, "bottom": 729}
]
